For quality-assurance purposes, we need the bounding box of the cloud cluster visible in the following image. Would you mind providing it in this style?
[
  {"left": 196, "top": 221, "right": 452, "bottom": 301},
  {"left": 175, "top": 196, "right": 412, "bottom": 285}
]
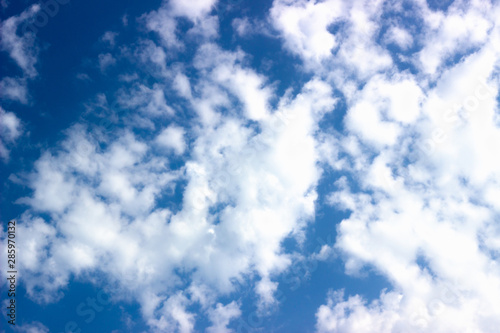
[
  {"left": 144, "top": 0, "right": 218, "bottom": 50},
  {"left": 3, "top": 4, "right": 337, "bottom": 329},
  {"left": 0, "top": 5, "right": 42, "bottom": 162},
  {"left": 264, "top": 0, "right": 500, "bottom": 331},
  {"left": 0, "top": 4, "right": 40, "bottom": 78},
  {"left": 0, "top": 4, "right": 42, "bottom": 107},
  {"left": 13, "top": 68, "right": 336, "bottom": 330},
  {"left": 2, "top": 0, "right": 500, "bottom": 332},
  {"left": 0, "top": 107, "right": 22, "bottom": 161}
]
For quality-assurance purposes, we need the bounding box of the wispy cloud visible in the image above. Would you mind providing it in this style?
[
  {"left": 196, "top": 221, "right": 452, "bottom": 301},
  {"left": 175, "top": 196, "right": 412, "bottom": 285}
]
[
  {"left": 0, "top": 107, "right": 22, "bottom": 161},
  {"left": 2, "top": 0, "right": 500, "bottom": 332},
  {"left": 0, "top": 4, "right": 41, "bottom": 78}
]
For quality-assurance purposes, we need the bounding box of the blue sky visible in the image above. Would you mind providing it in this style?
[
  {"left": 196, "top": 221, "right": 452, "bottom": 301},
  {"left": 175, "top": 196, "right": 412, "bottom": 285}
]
[{"left": 1, "top": 0, "right": 500, "bottom": 332}]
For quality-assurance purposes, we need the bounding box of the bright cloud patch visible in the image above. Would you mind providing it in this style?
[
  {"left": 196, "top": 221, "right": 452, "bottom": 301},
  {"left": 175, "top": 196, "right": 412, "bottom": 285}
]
[
  {"left": 0, "top": 107, "right": 22, "bottom": 160},
  {"left": 0, "top": 4, "right": 40, "bottom": 77},
  {"left": 1, "top": 0, "right": 500, "bottom": 332}
]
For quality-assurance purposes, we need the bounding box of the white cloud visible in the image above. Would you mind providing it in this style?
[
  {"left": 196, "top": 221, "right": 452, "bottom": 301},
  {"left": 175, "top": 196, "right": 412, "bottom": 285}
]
[
  {"left": 10, "top": 126, "right": 183, "bottom": 303},
  {"left": 11, "top": 61, "right": 336, "bottom": 332},
  {"left": 98, "top": 53, "right": 116, "bottom": 72},
  {"left": 343, "top": 72, "right": 424, "bottom": 147},
  {"left": 145, "top": 9, "right": 182, "bottom": 50},
  {"left": 148, "top": 292, "right": 195, "bottom": 333},
  {"left": 101, "top": 31, "right": 118, "bottom": 47},
  {"left": 0, "top": 107, "right": 21, "bottom": 141},
  {"left": 144, "top": 0, "right": 219, "bottom": 51},
  {"left": 76, "top": 72, "right": 92, "bottom": 81},
  {"left": 415, "top": 0, "right": 494, "bottom": 76},
  {"left": 173, "top": 72, "right": 193, "bottom": 99},
  {"left": 232, "top": 17, "right": 252, "bottom": 37},
  {"left": 0, "top": 76, "right": 28, "bottom": 104},
  {"left": 316, "top": 290, "right": 402, "bottom": 333},
  {"left": 176, "top": 77, "right": 335, "bottom": 311},
  {"left": 345, "top": 100, "right": 401, "bottom": 147},
  {"left": 22, "top": 153, "right": 77, "bottom": 213},
  {"left": 193, "top": 43, "right": 273, "bottom": 121},
  {"left": 0, "top": 4, "right": 40, "bottom": 77},
  {"left": 187, "top": 15, "right": 219, "bottom": 40},
  {"left": 117, "top": 83, "right": 174, "bottom": 118},
  {"left": 5, "top": 0, "right": 500, "bottom": 332},
  {"left": 231, "top": 17, "right": 273, "bottom": 38},
  {"left": 315, "top": 1, "right": 500, "bottom": 331},
  {"left": 384, "top": 25, "right": 413, "bottom": 49},
  {"left": 270, "top": 0, "right": 393, "bottom": 76},
  {"left": 134, "top": 40, "right": 169, "bottom": 76},
  {"left": 169, "top": 0, "right": 217, "bottom": 20},
  {"left": 270, "top": 0, "right": 343, "bottom": 62},
  {"left": 206, "top": 301, "right": 241, "bottom": 333},
  {"left": 15, "top": 321, "right": 50, "bottom": 333},
  {"left": 156, "top": 125, "right": 186, "bottom": 155},
  {"left": 0, "top": 107, "right": 22, "bottom": 160}
]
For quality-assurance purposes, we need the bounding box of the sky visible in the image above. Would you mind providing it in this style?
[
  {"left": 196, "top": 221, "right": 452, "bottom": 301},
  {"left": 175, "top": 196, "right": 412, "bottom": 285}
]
[{"left": 1, "top": 0, "right": 500, "bottom": 332}]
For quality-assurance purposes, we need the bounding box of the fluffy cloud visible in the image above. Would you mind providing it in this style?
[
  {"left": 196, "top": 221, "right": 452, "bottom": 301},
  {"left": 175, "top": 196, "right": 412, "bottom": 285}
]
[
  {"left": 169, "top": 0, "right": 216, "bottom": 20},
  {"left": 316, "top": 290, "right": 402, "bottom": 333},
  {"left": 101, "top": 31, "right": 118, "bottom": 47},
  {"left": 117, "top": 83, "right": 174, "bottom": 119},
  {"left": 145, "top": 9, "right": 181, "bottom": 50},
  {"left": 193, "top": 43, "right": 274, "bottom": 121},
  {"left": 3, "top": 0, "right": 500, "bottom": 332},
  {"left": 206, "top": 301, "right": 241, "bottom": 333},
  {"left": 270, "top": 0, "right": 392, "bottom": 75},
  {"left": 232, "top": 17, "right": 273, "bottom": 39},
  {"left": 415, "top": 0, "right": 495, "bottom": 76},
  {"left": 0, "top": 4, "right": 40, "bottom": 78},
  {"left": 0, "top": 77, "right": 28, "bottom": 104},
  {"left": 344, "top": 73, "right": 423, "bottom": 147},
  {"left": 98, "top": 53, "right": 116, "bottom": 72},
  {"left": 9, "top": 37, "right": 336, "bottom": 332},
  {"left": 13, "top": 126, "right": 181, "bottom": 303},
  {"left": 147, "top": 292, "right": 195, "bottom": 333},
  {"left": 144, "top": 0, "right": 218, "bottom": 51},
  {"left": 156, "top": 125, "right": 186, "bottom": 155},
  {"left": 14, "top": 321, "right": 50, "bottom": 333},
  {"left": 270, "top": 0, "right": 343, "bottom": 61},
  {"left": 384, "top": 25, "right": 413, "bottom": 50},
  {"left": 0, "top": 5, "right": 43, "bottom": 162},
  {"left": 0, "top": 107, "right": 22, "bottom": 161},
  {"left": 313, "top": 1, "right": 500, "bottom": 332}
]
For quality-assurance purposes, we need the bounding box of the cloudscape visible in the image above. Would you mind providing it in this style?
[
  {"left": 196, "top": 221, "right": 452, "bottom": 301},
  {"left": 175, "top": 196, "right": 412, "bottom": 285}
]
[{"left": 1, "top": 0, "right": 500, "bottom": 332}]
